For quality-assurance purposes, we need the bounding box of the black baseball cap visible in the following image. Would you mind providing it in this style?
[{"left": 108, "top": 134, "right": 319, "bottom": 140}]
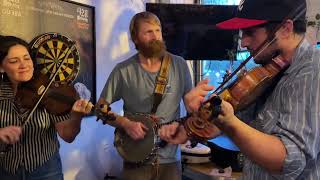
[{"left": 216, "top": 0, "right": 306, "bottom": 30}]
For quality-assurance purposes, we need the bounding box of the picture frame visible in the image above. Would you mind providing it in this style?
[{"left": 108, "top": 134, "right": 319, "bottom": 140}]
[{"left": 0, "top": 0, "right": 96, "bottom": 104}]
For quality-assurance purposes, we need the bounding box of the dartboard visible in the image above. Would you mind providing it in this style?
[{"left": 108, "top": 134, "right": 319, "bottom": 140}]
[{"left": 30, "top": 33, "right": 80, "bottom": 86}]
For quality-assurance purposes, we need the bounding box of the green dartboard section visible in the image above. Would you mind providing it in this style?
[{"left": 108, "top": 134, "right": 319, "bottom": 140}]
[{"left": 30, "top": 33, "right": 80, "bottom": 87}]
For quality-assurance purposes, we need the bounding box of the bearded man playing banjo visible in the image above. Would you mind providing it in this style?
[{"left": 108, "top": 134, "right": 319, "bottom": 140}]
[{"left": 97, "top": 12, "right": 217, "bottom": 180}]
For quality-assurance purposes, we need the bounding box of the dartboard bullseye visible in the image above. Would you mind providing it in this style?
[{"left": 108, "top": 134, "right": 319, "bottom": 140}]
[{"left": 30, "top": 33, "right": 80, "bottom": 87}]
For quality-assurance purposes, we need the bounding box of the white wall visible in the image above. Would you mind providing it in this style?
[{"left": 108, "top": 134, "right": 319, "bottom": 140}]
[
  {"left": 306, "top": 0, "right": 320, "bottom": 45},
  {"left": 59, "top": 0, "right": 144, "bottom": 180}
]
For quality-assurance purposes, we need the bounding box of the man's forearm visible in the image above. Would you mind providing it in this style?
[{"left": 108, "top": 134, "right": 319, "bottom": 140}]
[{"left": 217, "top": 116, "right": 286, "bottom": 173}]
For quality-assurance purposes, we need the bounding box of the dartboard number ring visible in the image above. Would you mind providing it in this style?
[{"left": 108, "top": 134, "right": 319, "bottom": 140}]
[{"left": 30, "top": 33, "right": 80, "bottom": 87}]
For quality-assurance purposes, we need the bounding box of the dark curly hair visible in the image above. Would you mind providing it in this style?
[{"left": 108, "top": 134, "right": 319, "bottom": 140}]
[
  {"left": 0, "top": 35, "right": 30, "bottom": 63},
  {"left": 0, "top": 36, "right": 31, "bottom": 82}
]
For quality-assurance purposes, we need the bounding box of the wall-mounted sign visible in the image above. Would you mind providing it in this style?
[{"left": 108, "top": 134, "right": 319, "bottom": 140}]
[{"left": 0, "top": 0, "right": 96, "bottom": 103}]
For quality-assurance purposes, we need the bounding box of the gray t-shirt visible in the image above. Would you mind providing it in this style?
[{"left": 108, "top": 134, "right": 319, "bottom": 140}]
[{"left": 100, "top": 52, "right": 192, "bottom": 163}]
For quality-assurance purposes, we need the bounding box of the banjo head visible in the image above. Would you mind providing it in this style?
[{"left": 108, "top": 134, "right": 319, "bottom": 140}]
[{"left": 114, "top": 113, "right": 157, "bottom": 163}]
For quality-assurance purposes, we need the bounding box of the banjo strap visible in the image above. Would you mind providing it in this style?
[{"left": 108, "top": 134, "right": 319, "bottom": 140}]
[
  {"left": 150, "top": 53, "right": 171, "bottom": 175},
  {"left": 151, "top": 52, "right": 171, "bottom": 114}
]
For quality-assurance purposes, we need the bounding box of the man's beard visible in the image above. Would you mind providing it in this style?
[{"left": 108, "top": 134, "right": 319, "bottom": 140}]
[
  {"left": 137, "top": 40, "right": 166, "bottom": 58},
  {"left": 253, "top": 42, "right": 280, "bottom": 65}
]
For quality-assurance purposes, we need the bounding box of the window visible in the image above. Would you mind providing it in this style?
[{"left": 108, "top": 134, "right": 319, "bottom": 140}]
[
  {"left": 200, "top": 0, "right": 249, "bottom": 151},
  {"left": 202, "top": 0, "right": 240, "bottom": 5},
  {"left": 200, "top": 0, "right": 256, "bottom": 92}
]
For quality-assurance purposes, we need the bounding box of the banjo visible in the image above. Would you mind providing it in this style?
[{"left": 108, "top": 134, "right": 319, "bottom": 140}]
[
  {"left": 94, "top": 104, "right": 218, "bottom": 165},
  {"left": 94, "top": 108, "right": 184, "bottom": 164},
  {"left": 113, "top": 112, "right": 163, "bottom": 164}
]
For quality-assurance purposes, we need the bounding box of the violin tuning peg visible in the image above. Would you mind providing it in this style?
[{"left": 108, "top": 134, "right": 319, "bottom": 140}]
[
  {"left": 210, "top": 96, "right": 222, "bottom": 106},
  {"left": 210, "top": 104, "right": 222, "bottom": 120}
]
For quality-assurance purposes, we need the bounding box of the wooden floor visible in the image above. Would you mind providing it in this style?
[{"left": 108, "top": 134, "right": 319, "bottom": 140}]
[{"left": 182, "top": 162, "right": 242, "bottom": 180}]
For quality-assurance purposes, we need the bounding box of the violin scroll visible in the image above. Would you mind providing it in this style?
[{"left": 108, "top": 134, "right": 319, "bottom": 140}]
[
  {"left": 94, "top": 103, "right": 116, "bottom": 124},
  {"left": 192, "top": 96, "right": 222, "bottom": 124},
  {"left": 183, "top": 114, "right": 221, "bottom": 141}
]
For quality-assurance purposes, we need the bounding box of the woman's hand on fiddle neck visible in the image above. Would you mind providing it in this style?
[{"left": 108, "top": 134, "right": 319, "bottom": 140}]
[
  {"left": 55, "top": 99, "right": 93, "bottom": 143},
  {"left": 71, "top": 99, "right": 94, "bottom": 117}
]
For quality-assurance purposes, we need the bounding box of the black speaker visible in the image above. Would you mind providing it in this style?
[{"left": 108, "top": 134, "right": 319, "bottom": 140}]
[
  {"left": 207, "top": 140, "right": 243, "bottom": 172},
  {"left": 146, "top": 3, "right": 239, "bottom": 60}
]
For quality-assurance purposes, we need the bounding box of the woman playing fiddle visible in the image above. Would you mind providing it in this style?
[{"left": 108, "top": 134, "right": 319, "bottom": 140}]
[
  {"left": 0, "top": 35, "right": 93, "bottom": 179},
  {"left": 161, "top": 0, "right": 320, "bottom": 179}
]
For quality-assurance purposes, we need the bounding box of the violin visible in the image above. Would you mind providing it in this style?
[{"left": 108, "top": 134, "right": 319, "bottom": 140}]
[
  {"left": 183, "top": 55, "right": 290, "bottom": 140},
  {"left": 15, "top": 72, "right": 79, "bottom": 115},
  {"left": 211, "top": 55, "right": 289, "bottom": 111},
  {"left": 0, "top": 73, "right": 80, "bottom": 155}
]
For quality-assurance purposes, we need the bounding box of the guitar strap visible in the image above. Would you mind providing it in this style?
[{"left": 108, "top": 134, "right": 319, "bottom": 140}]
[{"left": 151, "top": 52, "right": 171, "bottom": 114}]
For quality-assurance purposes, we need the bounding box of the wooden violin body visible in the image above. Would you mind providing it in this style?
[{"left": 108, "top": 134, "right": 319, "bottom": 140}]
[
  {"left": 15, "top": 73, "right": 79, "bottom": 115},
  {"left": 218, "top": 55, "right": 289, "bottom": 111},
  {"left": 184, "top": 55, "right": 290, "bottom": 140}
]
